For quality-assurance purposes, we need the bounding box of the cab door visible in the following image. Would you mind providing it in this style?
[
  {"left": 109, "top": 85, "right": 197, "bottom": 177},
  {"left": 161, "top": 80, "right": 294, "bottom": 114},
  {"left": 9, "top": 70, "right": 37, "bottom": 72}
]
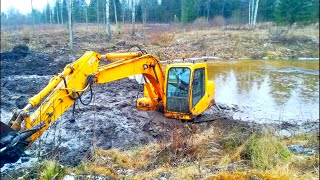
[
  {"left": 190, "top": 67, "right": 213, "bottom": 115},
  {"left": 191, "top": 68, "right": 205, "bottom": 108}
]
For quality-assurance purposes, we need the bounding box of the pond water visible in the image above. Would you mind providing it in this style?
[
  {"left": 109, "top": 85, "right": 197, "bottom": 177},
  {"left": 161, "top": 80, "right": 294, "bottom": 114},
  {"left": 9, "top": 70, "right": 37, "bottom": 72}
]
[{"left": 207, "top": 60, "right": 319, "bottom": 124}]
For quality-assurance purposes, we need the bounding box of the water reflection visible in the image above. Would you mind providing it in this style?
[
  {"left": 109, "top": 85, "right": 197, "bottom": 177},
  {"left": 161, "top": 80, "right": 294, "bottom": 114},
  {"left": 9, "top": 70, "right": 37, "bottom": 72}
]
[{"left": 208, "top": 60, "right": 319, "bottom": 123}]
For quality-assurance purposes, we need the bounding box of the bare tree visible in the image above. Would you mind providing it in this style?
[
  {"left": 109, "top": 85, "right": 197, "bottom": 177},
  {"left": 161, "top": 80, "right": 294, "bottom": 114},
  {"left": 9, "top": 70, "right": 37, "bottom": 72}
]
[
  {"left": 113, "top": 0, "right": 118, "bottom": 25},
  {"left": 102, "top": 0, "right": 106, "bottom": 25},
  {"left": 253, "top": 0, "right": 260, "bottom": 26},
  {"left": 97, "top": 0, "right": 99, "bottom": 23},
  {"left": 47, "top": 0, "right": 52, "bottom": 24},
  {"left": 85, "top": 4, "right": 88, "bottom": 23},
  {"left": 249, "top": 0, "right": 251, "bottom": 25},
  {"left": 56, "top": 3, "right": 60, "bottom": 24},
  {"left": 249, "top": 0, "right": 259, "bottom": 27},
  {"left": 60, "top": 0, "right": 64, "bottom": 24},
  {"left": 50, "top": 7, "right": 52, "bottom": 24},
  {"left": 206, "top": 0, "right": 211, "bottom": 22},
  {"left": 181, "top": 0, "right": 185, "bottom": 23},
  {"left": 67, "top": 0, "right": 73, "bottom": 49},
  {"left": 141, "top": 0, "right": 147, "bottom": 26},
  {"left": 222, "top": 0, "right": 225, "bottom": 16},
  {"left": 131, "top": 0, "right": 135, "bottom": 35},
  {"left": 122, "top": 0, "right": 126, "bottom": 25},
  {"left": 251, "top": 0, "right": 255, "bottom": 25},
  {"left": 106, "top": 0, "right": 112, "bottom": 40},
  {"left": 31, "top": 0, "right": 35, "bottom": 29},
  {"left": 44, "top": 7, "right": 47, "bottom": 24}
]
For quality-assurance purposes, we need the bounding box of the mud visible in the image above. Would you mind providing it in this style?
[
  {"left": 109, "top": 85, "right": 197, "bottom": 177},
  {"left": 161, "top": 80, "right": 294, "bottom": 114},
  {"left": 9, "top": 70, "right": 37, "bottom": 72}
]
[{"left": 1, "top": 45, "right": 72, "bottom": 77}]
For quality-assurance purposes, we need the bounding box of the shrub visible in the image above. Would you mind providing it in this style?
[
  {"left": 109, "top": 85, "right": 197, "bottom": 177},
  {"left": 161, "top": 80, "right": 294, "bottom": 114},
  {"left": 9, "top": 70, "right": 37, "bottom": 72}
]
[
  {"left": 148, "top": 32, "right": 175, "bottom": 46},
  {"left": 240, "top": 134, "right": 292, "bottom": 169},
  {"left": 191, "top": 17, "right": 210, "bottom": 29},
  {"left": 210, "top": 16, "right": 226, "bottom": 27}
]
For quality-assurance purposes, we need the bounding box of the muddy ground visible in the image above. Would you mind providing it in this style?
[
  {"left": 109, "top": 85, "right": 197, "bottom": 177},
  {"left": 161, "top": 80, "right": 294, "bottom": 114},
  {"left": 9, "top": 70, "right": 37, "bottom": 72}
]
[{"left": 0, "top": 45, "right": 242, "bottom": 168}]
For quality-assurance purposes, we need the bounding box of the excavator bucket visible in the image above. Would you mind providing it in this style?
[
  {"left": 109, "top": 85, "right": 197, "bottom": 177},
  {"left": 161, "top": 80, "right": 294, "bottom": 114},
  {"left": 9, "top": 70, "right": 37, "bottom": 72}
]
[
  {"left": 0, "top": 121, "right": 44, "bottom": 168},
  {"left": 0, "top": 121, "right": 22, "bottom": 167}
]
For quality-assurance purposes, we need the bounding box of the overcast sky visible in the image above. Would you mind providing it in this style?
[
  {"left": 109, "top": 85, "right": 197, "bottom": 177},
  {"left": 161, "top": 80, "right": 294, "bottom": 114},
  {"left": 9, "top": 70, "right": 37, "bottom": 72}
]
[{"left": 1, "top": 0, "right": 90, "bottom": 15}]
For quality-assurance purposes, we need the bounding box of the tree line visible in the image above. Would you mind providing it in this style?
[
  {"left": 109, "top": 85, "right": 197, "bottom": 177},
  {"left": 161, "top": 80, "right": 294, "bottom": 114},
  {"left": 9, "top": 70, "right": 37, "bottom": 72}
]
[{"left": 1, "top": 0, "right": 319, "bottom": 27}]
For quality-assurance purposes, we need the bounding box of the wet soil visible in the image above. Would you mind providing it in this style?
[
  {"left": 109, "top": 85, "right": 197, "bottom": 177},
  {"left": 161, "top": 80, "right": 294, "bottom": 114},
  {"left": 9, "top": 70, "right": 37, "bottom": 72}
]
[{"left": 1, "top": 45, "right": 71, "bottom": 77}]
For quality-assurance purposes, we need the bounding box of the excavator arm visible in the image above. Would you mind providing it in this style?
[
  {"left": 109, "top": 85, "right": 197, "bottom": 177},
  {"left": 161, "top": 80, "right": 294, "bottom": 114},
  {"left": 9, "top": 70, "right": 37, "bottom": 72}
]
[{"left": 0, "top": 51, "right": 166, "bottom": 167}]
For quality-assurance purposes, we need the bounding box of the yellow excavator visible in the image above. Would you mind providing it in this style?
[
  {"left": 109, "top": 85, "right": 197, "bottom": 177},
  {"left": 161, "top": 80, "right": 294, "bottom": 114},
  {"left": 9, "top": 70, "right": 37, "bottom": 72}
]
[{"left": 0, "top": 50, "right": 215, "bottom": 167}]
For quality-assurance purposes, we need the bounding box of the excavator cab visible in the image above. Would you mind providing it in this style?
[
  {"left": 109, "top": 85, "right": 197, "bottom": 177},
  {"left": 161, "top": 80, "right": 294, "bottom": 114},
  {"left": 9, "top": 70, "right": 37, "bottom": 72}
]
[
  {"left": 135, "top": 61, "right": 215, "bottom": 120},
  {"left": 163, "top": 63, "right": 215, "bottom": 120}
]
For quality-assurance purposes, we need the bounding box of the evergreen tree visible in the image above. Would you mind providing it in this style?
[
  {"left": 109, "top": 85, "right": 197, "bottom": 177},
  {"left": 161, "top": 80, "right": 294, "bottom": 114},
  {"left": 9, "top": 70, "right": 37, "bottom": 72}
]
[
  {"left": 222, "top": 0, "right": 233, "bottom": 18},
  {"left": 108, "top": 0, "right": 121, "bottom": 23},
  {"left": 259, "top": 0, "right": 276, "bottom": 22},
  {"left": 45, "top": 3, "right": 51, "bottom": 24},
  {"left": 77, "top": 0, "right": 88, "bottom": 22},
  {"left": 62, "top": 0, "right": 68, "bottom": 23},
  {"left": 88, "top": 0, "right": 97, "bottom": 22},
  {"left": 275, "top": 0, "right": 315, "bottom": 25},
  {"left": 53, "top": 0, "right": 61, "bottom": 24},
  {"left": 181, "top": 0, "right": 197, "bottom": 23},
  {"left": 147, "top": 0, "right": 161, "bottom": 23},
  {"left": 311, "top": 0, "right": 319, "bottom": 23},
  {"left": 158, "top": 0, "right": 180, "bottom": 23},
  {"left": 207, "top": 0, "right": 224, "bottom": 18}
]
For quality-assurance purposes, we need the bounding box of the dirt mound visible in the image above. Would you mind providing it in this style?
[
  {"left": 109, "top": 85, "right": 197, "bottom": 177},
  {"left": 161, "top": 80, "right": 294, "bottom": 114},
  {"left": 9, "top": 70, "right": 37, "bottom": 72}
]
[
  {"left": 1, "top": 45, "right": 71, "bottom": 77},
  {"left": 1, "top": 45, "right": 29, "bottom": 60}
]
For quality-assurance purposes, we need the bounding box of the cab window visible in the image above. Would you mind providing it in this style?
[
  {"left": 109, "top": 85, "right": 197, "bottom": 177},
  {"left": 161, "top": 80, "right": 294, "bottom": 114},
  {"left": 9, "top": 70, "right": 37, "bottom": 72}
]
[
  {"left": 166, "top": 67, "right": 191, "bottom": 113},
  {"left": 167, "top": 68, "right": 190, "bottom": 97},
  {"left": 192, "top": 68, "right": 205, "bottom": 107}
]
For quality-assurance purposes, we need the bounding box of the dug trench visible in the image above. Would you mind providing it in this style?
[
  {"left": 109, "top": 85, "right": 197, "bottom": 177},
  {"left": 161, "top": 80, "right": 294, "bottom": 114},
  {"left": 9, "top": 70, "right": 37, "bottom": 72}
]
[{"left": 0, "top": 45, "right": 257, "bottom": 168}]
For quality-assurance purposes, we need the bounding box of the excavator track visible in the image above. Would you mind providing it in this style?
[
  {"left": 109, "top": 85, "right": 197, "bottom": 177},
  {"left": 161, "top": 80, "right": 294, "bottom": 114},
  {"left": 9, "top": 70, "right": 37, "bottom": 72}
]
[
  {"left": 192, "top": 104, "right": 227, "bottom": 123},
  {"left": 192, "top": 115, "right": 221, "bottom": 123},
  {"left": 192, "top": 112, "right": 230, "bottom": 123}
]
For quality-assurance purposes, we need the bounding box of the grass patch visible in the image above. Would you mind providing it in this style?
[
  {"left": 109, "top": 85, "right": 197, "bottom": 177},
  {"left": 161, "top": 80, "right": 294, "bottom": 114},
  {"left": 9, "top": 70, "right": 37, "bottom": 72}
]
[
  {"left": 240, "top": 133, "right": 292, "bottom": 169},
  {"left": 39, "top": 160, "right": 66, "bottom": 180}
]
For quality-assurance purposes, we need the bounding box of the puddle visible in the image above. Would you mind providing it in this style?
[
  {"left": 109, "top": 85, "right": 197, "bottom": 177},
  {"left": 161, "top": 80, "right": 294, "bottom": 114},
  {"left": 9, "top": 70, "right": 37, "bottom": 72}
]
[{"left": 207, "top": 60, "right": 319, "bottom": 124}]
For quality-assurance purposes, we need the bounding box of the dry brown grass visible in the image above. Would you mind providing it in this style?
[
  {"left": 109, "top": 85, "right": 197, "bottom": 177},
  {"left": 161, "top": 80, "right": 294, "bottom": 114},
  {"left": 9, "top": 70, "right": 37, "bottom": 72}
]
[
  {"left": 1, "top": 23, "right": 318, "bottom": 60},
  {"left": 148, "top": 32, "right": 175, "bottom": 46}
]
